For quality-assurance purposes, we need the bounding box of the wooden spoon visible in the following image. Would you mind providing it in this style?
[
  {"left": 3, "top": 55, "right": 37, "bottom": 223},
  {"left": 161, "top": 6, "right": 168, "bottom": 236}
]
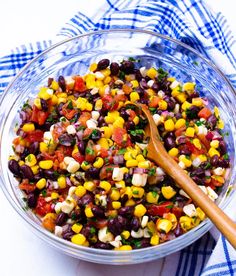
[{"left": 134, "top": 103, "right": 236, "bottom": 249}]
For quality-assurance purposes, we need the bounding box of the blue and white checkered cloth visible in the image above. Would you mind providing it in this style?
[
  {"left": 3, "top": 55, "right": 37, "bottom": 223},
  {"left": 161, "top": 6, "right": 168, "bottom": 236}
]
[{"left": 1, "top": 0, "right": 236, "bottom": 275}]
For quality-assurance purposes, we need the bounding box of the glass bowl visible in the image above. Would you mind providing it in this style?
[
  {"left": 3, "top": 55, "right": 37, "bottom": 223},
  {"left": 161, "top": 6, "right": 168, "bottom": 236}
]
[{"left": 0, "top": 29, "right": 236, "bottom": 265}]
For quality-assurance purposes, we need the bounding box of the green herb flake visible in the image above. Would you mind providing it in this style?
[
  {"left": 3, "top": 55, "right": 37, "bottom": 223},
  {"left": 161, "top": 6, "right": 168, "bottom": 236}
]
[
  {"left": 157, "top": 68, "right": 168, "bottom": 82},
  {"left": 118, "top": 148, "right": 127, "bottom": 155},
  {"left": 133, "top": 190, "right": 139, "bottom": 195},
  {"left": 119, "top": 71, "right": 126, "bottom": 80},
  {"left": 41, "top": 189, "right": 47, "bottom": 197},
  {"left": 143, "top": 148, "right": 148, "bottom": 157},
  {"left": 90, "top": 226, "right": 96, "bottom": 234},
  {"left": 151, "top": 191, "right": 158, "bottom": 197},
  {"left": 148, "top": 167, "right": 156, "bottom": 176},
  {"left": 106, "top": 167, "right": 113, "bottom": 172},
  {"left": 67, "top": 100, "right": 73, "bottom": 110},
  {"left": 204, "top": 162, "right": 212, "bottom": 169},
  {"left": 85, "top": 147, "right": 95, "bottom": 155},
  {"left": 195, "top": 120, "right": 203, "bottom": 126},
  {"left": 223, "top": 153, "right": 229, "bottom": 160}
]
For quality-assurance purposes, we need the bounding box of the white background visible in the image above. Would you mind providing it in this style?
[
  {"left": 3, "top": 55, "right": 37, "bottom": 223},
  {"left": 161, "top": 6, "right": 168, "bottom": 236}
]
[{"left": 0, "top": 1, "right": 235, "bottom": 276}]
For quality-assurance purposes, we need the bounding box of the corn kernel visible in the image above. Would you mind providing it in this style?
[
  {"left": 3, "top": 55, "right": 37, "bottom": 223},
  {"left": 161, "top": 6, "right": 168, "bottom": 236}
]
[
  {"left": 81, "top": 161, "right": 91, "bottom": 171},
  {"left": 192, "top": 98, "right": 203, "bottom": 107},
  {"left": 193, "top": 138, "right": 201, "bottom": 150},
  {"left": 208, "top": 147, "right": 220, "bottom": 157},
  {"left": 161, "top": 186, "right": 176, "bottom": 199},
  {"left": 104, "top": 76, "right": 111, "bottom": 84},
  {"left": 39, "top": 142, "right": 48, "bottom": 153},
  {"left": 85, "top": 102, "right": 93, "bottom": 111},
  {"left": 22, "top": 123, "right": 35, "bottom": 132},
  {"left": 38, "top": 87, "right": 52, "bottom": 100},
  {"left": 146, "top": 67, "right": 157, "bottom": 79},
  {"left": 112, "top": 201, "right": 121, "bottom": 209},
  {"left": 100, "top": 181, "right": 111, "bottom": 192},
  {"left": 101, "top": 68, "right": 111, "bottom": 77},
  {"left": 131, "top": 186, "right": 144, "bottom": 198},
  {"left": 134, "top": 204, "right": 147, "bottom": 217},
  {"left": 125, "top": 199, "right": 136, "bottom": 206},
  {"left": 146, "top": 191, "right": 159, "bottom": 204},
  {"left": 51, "top": 80, "right": 59, "bottom": 90},
  {"left": 95, "top": 99, "right": 103, "bottom": 110},
  {"left": 124, "top": 152, "right": 133, "bottom": 161},
  {"left": 121, "top": 230, "right": 130, "bottom": 240},
  {"left": 196, "top": 207, "right": 206, "bottom": 221},
  {"left": 76, "top": 97, "right": 88, "bottom": 111},
  {"left": 72, "top": 223, "right": 83, "bottom": 234},
  {"left": 113, "top": 117, "right": 125, "bottom": 128},
  {"left": 36, "top": 178, "right": 46, "bottom": 189},
  {"left": 138, "top": 161, "right": 150, "bottom": 169},
  {"left": 18, "top": 160, "right": 25, "bottom": 166},
  {"left": 100, "top": 126, "right": 112, "bottom": 139},
  {"left": 175, "top": 118, "right": 186, "bottom": 129},
  {"left": 130, "top": 92, "right": 140, "bottom": 102},
  {"left": 93, "top": 157, "right": 104, "bottom": 169},
  {"left": 171, "top": 87, "right": 181, "bottom": 97},
  {"left": 136, "top": 154, "right": 145, "bottom": 162},
  {"left": 89, "top": 63, "right": 97, "bottom": 72},
  {"left": 84, "top": 181, "right": 96, "bottom": 192},
  {"left": 164, "top": 119, "right": 175, "bottom": 132},
  {"left": 85, "top": 207, "right": 94, "bottom": 218},
  {"left": 51, "top": 94, "right": 58, "bottom": 105},
  {"left": 39, "top": 160, "right": 53, "bottom": 169},
  {"left": 158, "top": 100, "right": 168, "bottom": 110},
  {"left": 97, "top": 138, "right": 109, "bottom": 149},
  {"left": 25, "top": 154, "right": 37, "bottom": 167},
  {"left": 116, "top": 245, "right": 132, "bottom": 251},
  {"left": 176, "top": 93, "right": 187, "bottom": 103},
  {"left": 34, "top": 98, "right": 42, "bottom": 110},
  {"left": 126, "top": 159, "right": 138, "bottom": 167},
  {"left": 181, "top": 101, "right": 192, "bottom": 111},
  {"left": 185, "top": 127, "right": 195, "bottom": 137},
  {"left": 71, "top": 233, "right": 86, "bottom": 245},
  {"left": 179, "top": 155, "right": 192, "bottom": 167},
  {"left": 183, "top": 82, "right": 195, "bottom": 92},
  {"left": 58, "top": 175, "right": 67, "bottom": 189},
  {"left": 130, "top": 80, "right": 139, "bottom": 88},
  {"left": 179, "top": 216, "right": 194, "bottom": 231},
  {"left": 110, "top": 189, "right": 120, "bottom": 201},
  {"left": 210, "top": 140, "right": 219, "bottom": 148},
  {"left": 156, "top": 219, "right": 172, "bottom": 233},
  {"left": 150, "top": 234, "right": 160, "bottom": 246},
  {"left": 75, "top": 186, "right": 87, "bottom": 198},
  {"left": 31, "top": 165, "right": 39, "bottom": 175},
  {"left": 168, "top": 147, "right": 179, "bottom": 157}
]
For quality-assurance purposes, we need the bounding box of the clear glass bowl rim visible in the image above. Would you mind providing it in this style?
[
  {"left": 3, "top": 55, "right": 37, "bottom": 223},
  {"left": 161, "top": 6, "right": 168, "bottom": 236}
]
[{"left": 0, "top": 28, "right": 235, "bottom": 263}]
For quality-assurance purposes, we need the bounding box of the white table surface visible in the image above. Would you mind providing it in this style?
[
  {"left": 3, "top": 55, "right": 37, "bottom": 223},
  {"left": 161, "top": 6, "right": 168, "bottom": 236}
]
[{"left": 0, "top": 1, "right": 235, "bottom": 276}]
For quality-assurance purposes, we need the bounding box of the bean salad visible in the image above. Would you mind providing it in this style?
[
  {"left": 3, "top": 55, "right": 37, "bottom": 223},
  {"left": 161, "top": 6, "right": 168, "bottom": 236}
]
[{"left": 8, "top": 58, "right": 230, "bottom": 250}]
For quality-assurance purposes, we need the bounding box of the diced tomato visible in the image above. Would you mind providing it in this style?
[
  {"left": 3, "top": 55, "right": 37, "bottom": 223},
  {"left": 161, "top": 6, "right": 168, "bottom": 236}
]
[
  {"left": 112, "top": 127, "right": 127, "bottom": 146},
  {"left": 35, "top": 196, "right": 53, "bottom": 217},
  {"left": 114, "top": 94, "right": 127, "bottom": 103},
  {"left": 197, "top": 134, "right": 210, "bottom": 150},
  {"left": 57, "top": 145, "right": 73, "bottom": 157},
  {"left": 19, "top": 181, "right": 36, "bottom": 192},
  {"left": 38, "top": 111, "right": 49, "bottom": 125},
  {"left": 74, "top": 76, "right": 86, "bottom": 92},
  {"left": 186, "top": 141, "right": 205, "bottom": 155},
  {"left": 30, "top": 105, "right": 39, "bottom": 123},
  {"left": 147, "top": 202, "right": 173, "bottom": 217},
  {"left": 42, "top": 213, "right": 56, "bottom": 232},
  {"left": 78, "top": 112, "right": 91, "bottom": 127},
  {"left": 209, "top": 178, "right": 224, "bottom": 187},
  {"left": 99, "top": 148, "right": 108, "bottom": 158},
  {"left": 85, "top": 140, "right": 96, "bottom": 163},
  {"left": 55, "top": 151, "right": 64, "bottom": 163},
  {"left": 102, "top": 95, "right": 119, "bottom": 111},
  {"left": 83, "top": 128, "right": 93, "bottom": 140},
  {"left": 126, "top": 109, "right": 136, "bottom": 121},
  {"left": 172, "top": 206, "right": 183, "bottom": 218},
  {"left": 198, "top": 107, "right": 212, "bottom": 119},
  {"left": 52, "top": 124, "right": 65, "bottom": 141},
  {"left": 99, "top": 165, "right": 117, "bottom": 180},
  {"left": 25, "top": 130, "right": 44, "bottom": 142},
  {"left": 61, "top": 108, "right": 77, "bottom": 120},
  {"left": 42, "top": 152, "right": 56, "bottom": 161},
  {"left": 122, "top": 84, "right": 132, "bottom": 94},
  {"left": 175, "top": 126, "right": 186, "bottom": 137},
  {"left": 93, "top": 219, "right": 108, "bottom": 229},
  {"left": 72, "top": 151, "right": 85, "bottom": 163},
  {"left": 149, "top": 96, "right": 160, "bottom": 108}
]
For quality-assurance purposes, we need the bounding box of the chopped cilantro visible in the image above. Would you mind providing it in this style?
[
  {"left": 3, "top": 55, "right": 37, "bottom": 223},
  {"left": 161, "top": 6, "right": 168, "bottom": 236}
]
[
  {"left": 133, "top": 190, "right": 139, "bottom": 195},
  {"left": 53, "top": 171, "right": 60, "bottom": 177},
  {"left": 118, "top": 148, "right": 127, "bottom": 154},
  {"left": 130, "top": 129, "right": 144, "bottom": 136},
  {"left": 71, "top": 213, "right": 77, "bottom": 220},
  {"left": 106, "top": 167, "right": 113, "bottom": 172},
  {"left": 157, "top": 68, "right": 168, "bottom": 82},
  {"left": 67, "top": 100, "right": 73, "bottom": 109},
  {"left": 90, "top": 226, "right": 96, "bottom": 234},
  {"left": 195, "top": 120, "right": 203, "bottom": 126},
  {"left": 119, "top": 71, "right": 125, "bottom": 80},
  {"left": 143, "top": 148, "right": 148, "bottom": 157},
  {"left": 85, "top": 147, "right": 95, "bottom": 155},
  {"left": 128, "top": 57, "right": 136, "bottom": 62},
  {"left": 41, "top": 189, "right": 47, "bottom": 197},
  {"left": 151, "top": 191, "right": 158, "bottom": 197},
  {"left": 193, "top": 61, "right": 199, "bottom": 66},
  {"left": 223, "top": 153, "right": 229, "bottom": 160},
  {"left": 148, "top": 167, "right": 156, "bottom": 176},
  {"left": 132, "top": 239, "right": 142, "bottom": 248},
  {"left": 204, "top": 162, "right": 212, "bottom": 169},
  {"left": 22, "top": 101, "right": 31, "bottom": 111}
]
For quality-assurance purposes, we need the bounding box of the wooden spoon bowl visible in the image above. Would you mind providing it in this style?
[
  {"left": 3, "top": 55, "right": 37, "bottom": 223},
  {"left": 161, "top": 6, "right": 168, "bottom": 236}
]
[{"left": 133, "top": 103, "right": 236, "bottom": 249}]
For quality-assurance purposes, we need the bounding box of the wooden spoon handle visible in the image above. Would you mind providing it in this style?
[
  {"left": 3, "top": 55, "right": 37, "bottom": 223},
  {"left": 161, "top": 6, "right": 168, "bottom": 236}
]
[{"left": 141, "top": 104, "right": 236, "bottom": 249}]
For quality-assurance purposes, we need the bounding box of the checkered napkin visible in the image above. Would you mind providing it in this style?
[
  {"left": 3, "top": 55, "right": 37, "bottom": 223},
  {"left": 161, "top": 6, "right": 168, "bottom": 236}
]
[{"left": 1, "top": 0, "right": 236, "bottom": 275}]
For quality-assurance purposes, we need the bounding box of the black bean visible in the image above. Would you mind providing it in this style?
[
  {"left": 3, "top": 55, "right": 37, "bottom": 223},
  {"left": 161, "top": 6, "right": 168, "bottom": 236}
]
[
  {"left": 126, "top": 121, "right": 135, "bottom": 131},
  {"left": 188, "top": 91, "right": 199, "bottom": 99},
  {"left": 20, "top": 165, "right": 34, "bottom": 180},
  {"left": 58, "top": 133, "right": 75, "bottom": 147},
  {"left": 110, "top": 62, "right": 120, "bottom": 76},
  {"left": 90, "top": 129, "right": 102, "bottom": 141},
  {"left": 124, "top": 173, "right": 132, "bottom": 186},
  {"left": 219, "top": 140, "right": 227, "bottom": 155},
  {"left": 108, "top": 215, "right": 127, "bottom": 236},
  {"left": 97, "top": 116, "right": 106, "bottom": 127},
  {"left": 152, "top": 82, "right": 160, "bottom": 91},
  {"left": 29, "top": 142, "right": 39, "bottom": 155},
  {"left": 56, "top": 213, "right": 68, "bottom": 226},
  {"left": 193, "top": 167, "right": 205, "bottom": 177},
  {"left": 40, "top": 99, "right": 48, "bottom": 111},
  {"left": 120, "top": 194, "right": 129, "bottom": 206},
  {"left": 91, "top": 206, "right": 105, "bottom": 218},
  {"left": 134, "top": 69, "right": 142, "bottom": 81},
  {"left": 63, "top": 230, "right": 74, "bottom": 240},
  {"left": 174, "top": 223, "right": 184, "bottom": 237},
  {"left": 20, "top": 148, "right": 30, "bottom": 159},
  {"left": 164, "top": 96, "right": 176, "bottom": 110},
  {"left": 58, "top": 75, "right": 66, "bottom": 91},
  {"left": 27, "top": 193, "right": 37, "bottom": 208},
  {"left": 164, "top": 136, "right": 176, "bottom": 150},
  {"left": 120, "top": 108, "right": 129, "bottom": 120},
  {"left": 77, "top": 141, "right": 85, "bottom": 155},
  {"left": 186, "top": 105, "right": 199, "bottom": 119},
  {"left": 85, "top": 167, "right": 100, "bottom": 179},
  {"left": 210, "top": 155, "right": 219, "bottom": 166},
  {"left": 176, "top": 136, "right": 186, "bottom": 145},
  {"left": 43, "top": 170, "right": 58, "bottom": 181},
  {"left": 78, "top": 193, "right": 94, "bottom": 206},
  {"left": 139, "top": 238, "right": 150, "bottom": 248},
  {"left": 139, "top": 79, "right": 148, "bottom": 89},
  {"left": 118, "top": 206, "right": 134, "bottom": 217},
  {"left": 8, "top": 159, "right": 21, "bottom": 176},
  {"left": 93, "top": 242, "right": 113, "bottom": 249},
  {"left": 57, "top": 102, "right": 64, "bottom": 115},
  {"left": 207, "top": 115, "right": 217, "bottom": 129},
  {"left": 130, "top": 133, "right": 144, "bottom": 143},
  {"left": 120, "top": 60, "right": 134, "bottom": 74},
  {"left": 97, "top": 59, "right": 110, "bottom": 70},
  {"left": 139, "top": 98, "right": 148, "bottom": 105},
  {"left": 191, "top": 176, "right": 204, "bottom": 185},
  {"left": 48, "top": 77, "right": 53, "bottom": 87},
  {"left": 218, "top": 159, "right": 230, "bottom": 168},
  {"left": 80, "top": 225, "right": 92, "bottom": 238},
  {"left": 178, "top": 145, "right": 191, "bottom": 156},
  {"left": 130, "top": 217, "right": 140, "bottom": 231}
]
